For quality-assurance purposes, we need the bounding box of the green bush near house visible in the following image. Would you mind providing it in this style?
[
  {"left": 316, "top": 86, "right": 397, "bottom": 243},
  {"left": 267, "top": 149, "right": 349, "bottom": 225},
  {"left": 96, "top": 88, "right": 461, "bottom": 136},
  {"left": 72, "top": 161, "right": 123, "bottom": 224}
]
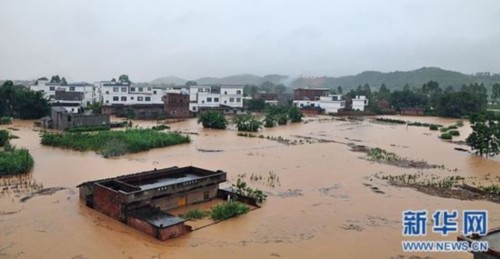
[
  {"left": 429, "top": 125, "right": 439, "bottom": 131},
  {"left": 210, "top": 201, "right": 250, "bottom": 221},
  {"left": 40, "top": 129, "right": 190, "bottom": 157},
  {"left": 234, "top": 115, "right": 262, "bottom": 132},
  {"left": 181, "top": 208, "right": 209, "bottom": 220},
  {"left": 449, "top": 130, "right": 460, "bottom": 136},
  {"left": 440, "top": 133, "right": 453, "bottom": 140}
]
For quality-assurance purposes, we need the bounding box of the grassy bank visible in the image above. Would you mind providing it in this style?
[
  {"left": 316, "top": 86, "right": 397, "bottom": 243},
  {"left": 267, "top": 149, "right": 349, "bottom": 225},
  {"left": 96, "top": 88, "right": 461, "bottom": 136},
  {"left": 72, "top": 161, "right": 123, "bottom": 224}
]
[{"left": 41, "top": 129, "right": 190, "bottom": 157}]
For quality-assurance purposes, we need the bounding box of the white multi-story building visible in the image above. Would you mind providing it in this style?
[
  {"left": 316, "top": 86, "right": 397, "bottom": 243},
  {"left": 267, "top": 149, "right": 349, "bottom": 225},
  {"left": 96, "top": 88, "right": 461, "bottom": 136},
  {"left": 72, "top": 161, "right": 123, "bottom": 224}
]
[
  {"left": 352, "top": 95, "right": 369, "bottom": 111},
  {"left": 30, "top": 79, "right": 99, "bottom": 108},
  {"left": 293, "top": 94, "right": 345, "bottom": 114},
  {"left": 99, "top": 81, "right": 166, "bottom": 105},
  {"left": 189, "top": 85, "right": 244, "bottom": 113}
]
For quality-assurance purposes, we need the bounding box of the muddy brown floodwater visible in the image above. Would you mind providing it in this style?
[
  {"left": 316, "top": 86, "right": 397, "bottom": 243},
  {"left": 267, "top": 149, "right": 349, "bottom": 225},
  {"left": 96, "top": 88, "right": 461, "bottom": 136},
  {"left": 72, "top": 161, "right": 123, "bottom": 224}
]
[{"left": 1, "top": 116, "right": 499, "bottom": 259}]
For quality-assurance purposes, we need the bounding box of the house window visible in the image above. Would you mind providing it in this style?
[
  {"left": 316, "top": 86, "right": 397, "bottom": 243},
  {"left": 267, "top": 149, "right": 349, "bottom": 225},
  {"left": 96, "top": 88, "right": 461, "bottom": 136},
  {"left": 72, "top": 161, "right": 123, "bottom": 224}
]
[
  {"left": 121, "top": 88, "right": 127, "bottom": 92},
  {"left": 229, "top": 97, "right": 235, "bottom": 102},
  {"left": 49, "top": 87, "right": 55, "bottom": 91},
  {"left": 105, "top": 91, "right": 109, "bottom": 94},
  {"left": 236, "top": 90, "right": 241, "bottom": 95},
  {"left": 236, "top": 98, "right": 241, "bottom": 102},
  {"left": 121, "top": 96, "right": 126, "bottom": 101},
  {"left": 193, "top": 106, "right": 197, "bottom": 111},
  {"left": 204, "top": 191, "right": 209, "bottom": 200},
  {"left": 145, "top": 97, "right": 151, "bottom": 101},
  {"left": 113, "top": 87, "right": 119, "bottom": 92},
  {"left": 214, "top": 97, "right": 219, "bottom": 102},
  {"left": 130, "top": 87, "right": 135, "bottom": 92},
  {"left": 153, "top": 90, "right": 157, "bottom": 94},
  {"left": 224, "top": 91, "right": 227, "bottom": 95},
  {"left": 137, "top": 97, "right": 144, "bottom": 101},
  {"left": 138, "top": 87, "right": 143, "bottom": 92},
  {"left": 207, "top": 97, "right": 212, "bottom": 102},
  {"left": 131, "top": 97, "right": 134, "bottom": 100},
  {"left": 147, "top": 87, "right": 152, "bottom": 91},
  {"left": 224, "top": 100, "right": 227, "bottom": 104},
  {"left": 105, "top": 100, "right": 109, "bottom": 104},
  {"left": 70, "top": 87, "right": 75, "bottom": 91},
  {"left": 113, "top": 96, "right": 119, "bottom": 101}
]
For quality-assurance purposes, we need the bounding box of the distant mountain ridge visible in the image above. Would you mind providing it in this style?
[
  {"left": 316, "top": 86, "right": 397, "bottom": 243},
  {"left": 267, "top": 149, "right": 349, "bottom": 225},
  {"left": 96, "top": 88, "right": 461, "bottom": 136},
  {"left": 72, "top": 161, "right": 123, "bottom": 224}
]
[
  {"left": 151, "top": 74, "right": 288, "bottom": 86},
  {"left": 290, "top": 67, "right": 500, "bottom": 91}
]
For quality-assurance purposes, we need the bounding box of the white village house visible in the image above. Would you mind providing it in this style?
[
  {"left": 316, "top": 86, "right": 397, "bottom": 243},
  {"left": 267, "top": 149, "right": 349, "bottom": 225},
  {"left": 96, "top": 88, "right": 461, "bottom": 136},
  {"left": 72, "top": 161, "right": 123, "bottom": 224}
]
[{"left": 189, "top": 85, "right": 244, "bottom": 114}]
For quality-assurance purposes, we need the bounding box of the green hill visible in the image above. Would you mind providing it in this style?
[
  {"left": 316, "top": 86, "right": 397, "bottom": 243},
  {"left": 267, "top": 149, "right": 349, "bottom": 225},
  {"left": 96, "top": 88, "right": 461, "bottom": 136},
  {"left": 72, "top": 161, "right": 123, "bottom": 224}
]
[{"left": 290, "top": 67, "right": 500, "bottom": 91}]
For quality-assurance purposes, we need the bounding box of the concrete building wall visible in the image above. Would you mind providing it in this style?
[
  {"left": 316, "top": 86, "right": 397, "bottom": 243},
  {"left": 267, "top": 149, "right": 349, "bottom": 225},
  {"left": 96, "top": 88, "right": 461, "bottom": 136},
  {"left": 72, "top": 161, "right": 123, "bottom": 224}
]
[
  {"left": 164, "top": 93, "right": 190, "bottom": 118},
  {"left": 157, "top": 224, "right": 191, "bottom": 241}
]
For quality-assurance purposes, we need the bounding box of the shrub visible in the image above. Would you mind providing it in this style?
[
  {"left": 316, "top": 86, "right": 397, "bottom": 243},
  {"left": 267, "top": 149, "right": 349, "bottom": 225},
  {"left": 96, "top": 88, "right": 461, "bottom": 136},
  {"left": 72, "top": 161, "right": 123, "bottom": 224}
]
[
  {"left": 449, "top": 130, "right": 460, "bottom": 136},
  {"left": 210, "top": 201, "right": 249, "bottom": 221},
  {"left": 440, "top": 127, "right": 449, "bottom": 132},
  {"left": 288, "top": 106, "right": 303, "bottom": 123},
  {"left": 440, "top": 133, "right": 453, "bottom": 140},
  {"left": 0, "top": 147, "right": 34, "bottom": 175},
  {"left": 429, "top": 125, "right": 439, "bottom": 131},
  {"left": 0, "top": 130, "right": 8, "bottom": 146},
  {"left": 0, "top": 117, "right": 12, "bottom": 125},
  {"left": 234, "top": 115, "right": 262, "bottom": 132},
  {"left": 277, "top": 114, "right": 288, "bottom": 125},
  {"left": 456, "top": 120, "right": 464, "bottom": 127},
  {"left": 181, "top": 209, "right": 209, "bottom": 220},
  {"left": 197, "top": 112, "right": 228, "bottom": 129},
  {"left": 151, "top": 124, "right": 169, "bottom": 131},
  {"left": 448, "top": 125, "right": 458, "bottom": 130},
  {"left": 263, "top": 114, "right": 276, "bottom": 128}
]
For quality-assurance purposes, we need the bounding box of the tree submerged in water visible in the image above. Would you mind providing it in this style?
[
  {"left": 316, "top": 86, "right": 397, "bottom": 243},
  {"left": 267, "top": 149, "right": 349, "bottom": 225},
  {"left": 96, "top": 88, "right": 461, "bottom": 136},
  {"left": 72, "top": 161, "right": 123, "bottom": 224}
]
[
  {"left": 466, "top": 111, "right": 500, "bottom": 157},
  {"left": 197, "top": 111, "right": 228, "bottom": 129}
]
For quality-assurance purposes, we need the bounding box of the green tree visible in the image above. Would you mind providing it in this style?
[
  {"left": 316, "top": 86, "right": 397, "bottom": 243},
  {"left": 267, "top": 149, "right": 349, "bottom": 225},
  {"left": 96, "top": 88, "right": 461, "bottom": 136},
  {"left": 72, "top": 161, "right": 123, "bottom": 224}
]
[
  {"left": 197, "top": 111, "right": 228, "bottom": 129},
  {"left": 234, "top": 115, "right": 262, "bottom": 132},
  {"left": 492, "top": 83, "right": 500, "bottom": 104},
  {"left": 466, "top": 111, "right": 500, "bottom": 157},
  {"left": 119, "top": 74, "right": 131, "bottom": 84},
  {"left": 50, "top": 75, "right": 61, "bottom": 84},
  {"left": 0, "top": 81, "right": 49, "bottom": 119},
  {"left": 337, "top": 86, "right": 343, "bottom": 95},
  {"left": 185, "top": 81, "right": 198, "bottom": 87},
  {"left": 61, "top": 77, "right": 68, "bottom": 86},
  {"left": 288, "top": 106, "right": 303, "bottom": 123},
  {"left": 245, "top": 98, "right": 266, "bottom": 112},
  {"left": 378, "top": 84, "right": 391, "bottom": 100}
]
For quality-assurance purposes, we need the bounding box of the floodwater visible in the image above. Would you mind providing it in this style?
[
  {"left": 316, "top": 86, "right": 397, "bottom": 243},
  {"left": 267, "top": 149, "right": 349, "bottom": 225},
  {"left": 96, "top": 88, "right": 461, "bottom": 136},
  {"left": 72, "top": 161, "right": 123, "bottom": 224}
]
[{"left": 0, "top": 115, "right": 499, "bottom": 259}]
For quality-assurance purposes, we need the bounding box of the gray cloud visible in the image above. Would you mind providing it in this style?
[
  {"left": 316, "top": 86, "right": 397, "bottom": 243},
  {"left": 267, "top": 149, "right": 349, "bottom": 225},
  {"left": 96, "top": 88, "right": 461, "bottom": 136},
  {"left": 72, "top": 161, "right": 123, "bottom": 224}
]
[{"left": 1, "top": 0, "right": 499, "bottom": 82}]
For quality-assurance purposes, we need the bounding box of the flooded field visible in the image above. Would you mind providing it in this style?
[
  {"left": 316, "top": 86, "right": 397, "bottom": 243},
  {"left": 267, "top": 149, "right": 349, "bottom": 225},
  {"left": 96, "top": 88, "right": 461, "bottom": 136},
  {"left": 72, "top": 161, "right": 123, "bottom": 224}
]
[{"left": 1, "top": 115, "right": 499, "bottom": 259}]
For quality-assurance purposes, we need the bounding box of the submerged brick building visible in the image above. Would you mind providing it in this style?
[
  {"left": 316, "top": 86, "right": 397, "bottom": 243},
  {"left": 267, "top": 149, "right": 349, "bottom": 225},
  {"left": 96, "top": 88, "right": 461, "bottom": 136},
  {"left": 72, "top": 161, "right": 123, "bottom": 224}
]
[{"left": 78, "top": 166, "right": 227, "bottom": 240}]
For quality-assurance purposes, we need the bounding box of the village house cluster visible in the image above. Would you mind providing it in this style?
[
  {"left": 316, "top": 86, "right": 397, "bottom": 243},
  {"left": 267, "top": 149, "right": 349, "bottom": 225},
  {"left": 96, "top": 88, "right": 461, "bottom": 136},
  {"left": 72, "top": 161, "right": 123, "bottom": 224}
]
[{"left": 29, "top": 78, "right": 369, "bottom": 130}]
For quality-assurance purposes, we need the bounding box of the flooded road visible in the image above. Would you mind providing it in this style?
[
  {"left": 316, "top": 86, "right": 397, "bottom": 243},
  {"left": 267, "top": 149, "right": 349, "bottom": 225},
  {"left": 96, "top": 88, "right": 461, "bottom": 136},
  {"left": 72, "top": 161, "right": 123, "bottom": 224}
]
[{"left": 1, "top": 115, "right": 499, "bottom": 259}]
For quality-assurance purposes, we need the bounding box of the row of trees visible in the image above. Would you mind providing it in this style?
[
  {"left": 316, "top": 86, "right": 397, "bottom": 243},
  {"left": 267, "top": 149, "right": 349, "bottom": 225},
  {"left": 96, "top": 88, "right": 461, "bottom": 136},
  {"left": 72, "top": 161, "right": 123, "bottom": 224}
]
[
  {"left": 197, "top": 106, "right": 303, "bottom": 132},
  {"left": 0, "top": 81, "right": 50, "bottom": 119},
  {"left": 345, "top": 81, "right": 491, "bottom": 118}
]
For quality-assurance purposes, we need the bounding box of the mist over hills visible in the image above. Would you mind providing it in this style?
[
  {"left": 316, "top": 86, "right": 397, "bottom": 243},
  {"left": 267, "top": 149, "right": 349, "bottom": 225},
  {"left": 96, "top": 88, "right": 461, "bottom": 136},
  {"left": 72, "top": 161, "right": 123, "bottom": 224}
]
[
  {"left": 290, "top": 67, "right": 500, "bottom": 91},
  {"left": 151, "top": 74, "right": 288, "bottom": 86},
  {"left": 150, "top": 67, "right": 500, "bottom": 91}
]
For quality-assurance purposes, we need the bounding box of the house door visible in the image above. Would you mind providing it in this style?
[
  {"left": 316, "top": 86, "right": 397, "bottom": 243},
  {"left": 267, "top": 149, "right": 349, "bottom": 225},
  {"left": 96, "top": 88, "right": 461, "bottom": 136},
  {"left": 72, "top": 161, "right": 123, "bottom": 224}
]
[{"left": 177, "top": 195, "right": 187, "bottom": 207}]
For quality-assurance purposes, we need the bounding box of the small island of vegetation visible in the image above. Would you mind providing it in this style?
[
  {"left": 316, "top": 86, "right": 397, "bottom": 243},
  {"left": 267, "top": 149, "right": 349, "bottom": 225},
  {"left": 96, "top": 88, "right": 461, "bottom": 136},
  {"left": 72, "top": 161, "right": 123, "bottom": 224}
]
[
  {"left": 0, "top": 129, "right": 34, "bottom": 175},
  {"left": 40, "top": 129, "right": 190, "bottom": 158}
]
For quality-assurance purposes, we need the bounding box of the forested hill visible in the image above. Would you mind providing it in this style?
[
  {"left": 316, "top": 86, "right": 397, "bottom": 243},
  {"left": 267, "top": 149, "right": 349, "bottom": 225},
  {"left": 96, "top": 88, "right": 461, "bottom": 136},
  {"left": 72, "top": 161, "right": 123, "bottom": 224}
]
[{"left": 290, "top": 67, "right": 500, "bottom": 91}]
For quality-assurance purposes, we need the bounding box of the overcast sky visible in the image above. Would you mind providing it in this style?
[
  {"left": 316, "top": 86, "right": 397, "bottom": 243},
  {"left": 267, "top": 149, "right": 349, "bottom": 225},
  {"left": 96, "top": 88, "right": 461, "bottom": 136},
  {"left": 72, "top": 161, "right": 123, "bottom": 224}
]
[{"left": 1, "top": 0, "right": 499, "bottom": 82}]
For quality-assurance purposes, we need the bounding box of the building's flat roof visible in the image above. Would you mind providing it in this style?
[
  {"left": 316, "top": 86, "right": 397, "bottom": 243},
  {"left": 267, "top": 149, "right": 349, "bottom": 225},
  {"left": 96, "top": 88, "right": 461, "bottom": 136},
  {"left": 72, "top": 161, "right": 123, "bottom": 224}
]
[
  {"left": 129, "top": 207, "right": 185, "bottom": 228},
  {"left": 79, "top": 166, "right": 226, "bottom": 195}
]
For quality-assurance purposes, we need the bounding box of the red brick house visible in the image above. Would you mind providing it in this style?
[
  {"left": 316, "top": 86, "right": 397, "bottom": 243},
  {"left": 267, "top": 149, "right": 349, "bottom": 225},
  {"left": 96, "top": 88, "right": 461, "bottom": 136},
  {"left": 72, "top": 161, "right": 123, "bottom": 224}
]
[{"left": 164, "top": 92, "right": 190, "bottom": 118}]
